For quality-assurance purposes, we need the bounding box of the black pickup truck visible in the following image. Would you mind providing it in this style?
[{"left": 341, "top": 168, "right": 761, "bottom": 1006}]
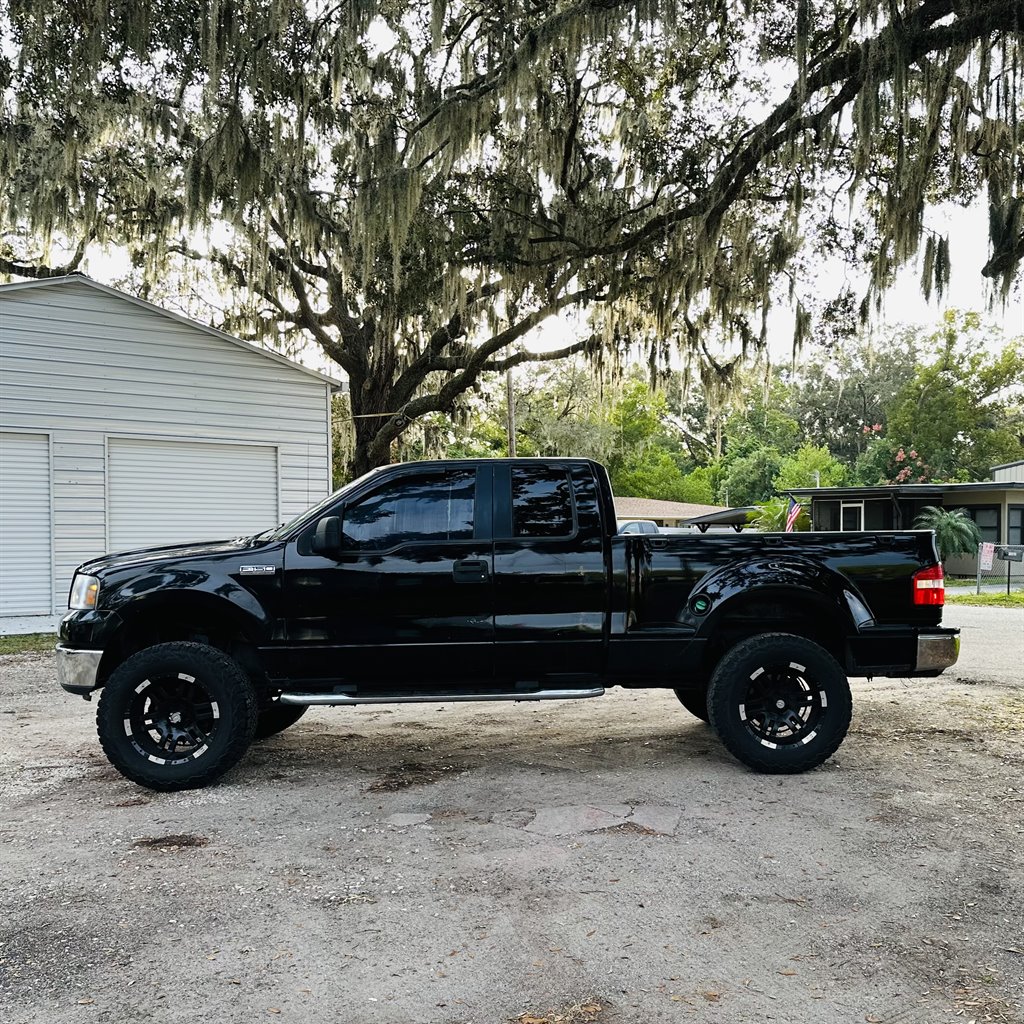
[{"left": 57, "top": 458, "right": 959, "bottom": 790}]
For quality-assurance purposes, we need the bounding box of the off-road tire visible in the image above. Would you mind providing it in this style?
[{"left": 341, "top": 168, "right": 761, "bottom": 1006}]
[
  {"left": 97, "top": 642, "right": 258, "bottom": 791},
  {"left": 673, "top": 687, "right": 710, "bottom": 723},
  {"left": 253, "top": 702, "right": 308, "bottom": 741},
  {"left": 707, "top": 632, "right": 852, "bottom": 774}
]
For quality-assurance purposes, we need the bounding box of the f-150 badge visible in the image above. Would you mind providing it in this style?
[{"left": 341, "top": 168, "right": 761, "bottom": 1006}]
[{"left": 239, "top": 565, "right": 276, "bottom": 575}]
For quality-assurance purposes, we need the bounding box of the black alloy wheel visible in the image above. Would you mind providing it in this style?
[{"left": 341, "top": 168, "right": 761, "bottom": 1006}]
[
  {"left": 124, "top": 672, "right": 220, "bottom": 761},
  {"left": 707, "top": 632, "right": 852, "bottom": 774},
  {"left": 97, "top": 642, "right": 258, "bottom": 791},
  {"left": 740, "top": 664, "right": 826, "bottom": 746}
]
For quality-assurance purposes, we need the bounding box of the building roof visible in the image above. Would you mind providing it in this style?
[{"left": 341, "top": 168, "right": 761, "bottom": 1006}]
[
  {"left": 614, "top": 496, "right": 726, "bottom": 520},
  {"left": 0, "top": 274, "right": 345, "bottom": 390},
  {"left": 786, "top": 481, "right": 1024, "bottom": 499},
  {"left": 991, "top": 459, "right": 1024, "bottom": 471}
]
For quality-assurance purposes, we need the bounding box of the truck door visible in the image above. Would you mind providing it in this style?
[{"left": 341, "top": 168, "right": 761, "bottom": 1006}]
[
  {"left": 492, "top": 463, "right": 606, "bottom": 681},
  {"left": 282, "top": 464, "right": 494, "bottom": 687}
]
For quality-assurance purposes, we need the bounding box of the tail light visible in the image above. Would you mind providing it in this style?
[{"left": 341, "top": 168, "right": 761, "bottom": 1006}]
[{"left": 912, "top": 564, "right": 945, "bottom": 606}]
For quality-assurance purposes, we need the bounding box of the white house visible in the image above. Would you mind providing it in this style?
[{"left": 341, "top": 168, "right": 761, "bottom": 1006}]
[{"left": 0, "top": 275, "right": 341, "bottom": 634}]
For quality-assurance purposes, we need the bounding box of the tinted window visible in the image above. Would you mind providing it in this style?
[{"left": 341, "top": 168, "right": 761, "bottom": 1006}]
[
  {"left": 512, "top": 467, "right": 574, "bottom": 538},
  {"left": 965, "top": 506, "right": 999, "bottom": 544},
  {"left": 864, "top": 500, "right": 892, "bottom": 530},
  {"left": 1010, "top": 507, "right": 1023, "bottom": 547},
  {"left": 815, "top": 500, "right": 840, "bottom": 531},
  {"left": 343, "top": 470, "right": 475, "bottom": 550}
]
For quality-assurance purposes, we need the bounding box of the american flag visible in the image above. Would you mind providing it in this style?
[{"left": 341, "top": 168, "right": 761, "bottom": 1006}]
[{"left": 785, "top": 497, "right": 802, "bottom": 532}]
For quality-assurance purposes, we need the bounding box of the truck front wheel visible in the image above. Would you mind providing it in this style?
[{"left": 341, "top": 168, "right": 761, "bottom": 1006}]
[
  {"left": 707, "top": 633, "right": 852, "bottom": 774},
  {"left": 96, "top": 642, "right": 258, "bottom": 791}
]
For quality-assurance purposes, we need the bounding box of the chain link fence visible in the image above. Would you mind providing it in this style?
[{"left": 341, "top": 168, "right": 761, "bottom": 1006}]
[{"left": 974, "top": 542, "right": 1023, "bottom": 593}]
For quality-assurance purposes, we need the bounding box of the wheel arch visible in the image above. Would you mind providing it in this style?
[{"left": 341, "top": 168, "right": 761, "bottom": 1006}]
[
  {"left": 690, "top": 557, "right": 867, "bottom": 670},
  {"left": 96, "top": 590, "right": 270, "bottom": 689}
]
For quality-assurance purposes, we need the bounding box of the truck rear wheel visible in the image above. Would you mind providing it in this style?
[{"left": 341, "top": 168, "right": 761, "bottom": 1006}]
[
  {"left": 254, "top": 702, "right": 308, "bottom": 740},
  {"left": 707, "top": 633, "right": 852, "bottom": 774},
  {"left": 96, "top": 642, "right": 258, "bottom": 791}
]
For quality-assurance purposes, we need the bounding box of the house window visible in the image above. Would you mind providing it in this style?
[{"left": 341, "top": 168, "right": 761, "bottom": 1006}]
[
  {"left": 1009, "top": 506, "right": 1023, "bottom": 547},
  {"left": 840, "top": 502, "right": 864, "bottom": 531},
  {"left": 864, "top": 500, "right": 894, "bottom": 530},
  {"left": 814, "top": 500, "right": 840, "bottom": 531},
  {"left": 962, "top": 505, "right": 1000, "bottom": 544}
]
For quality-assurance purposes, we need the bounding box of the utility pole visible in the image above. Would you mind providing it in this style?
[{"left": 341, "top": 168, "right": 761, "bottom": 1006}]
[{"left": 506, "top": 368, "right": 517, "bottom": 457}]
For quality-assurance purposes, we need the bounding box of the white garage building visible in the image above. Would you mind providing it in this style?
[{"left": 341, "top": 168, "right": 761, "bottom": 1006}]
[{"left": 0, "top": 275, "right": 340, "bottom": 634}]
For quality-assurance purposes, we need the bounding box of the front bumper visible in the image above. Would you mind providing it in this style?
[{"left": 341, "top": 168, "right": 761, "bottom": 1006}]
[{"left": 56, "top": 646, "right": 103, "bottom": 696}]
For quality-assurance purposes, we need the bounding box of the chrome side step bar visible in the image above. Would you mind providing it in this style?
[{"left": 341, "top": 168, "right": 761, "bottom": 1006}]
[{"left": 279, "top": 688, "right": 605, "bottom": 706}]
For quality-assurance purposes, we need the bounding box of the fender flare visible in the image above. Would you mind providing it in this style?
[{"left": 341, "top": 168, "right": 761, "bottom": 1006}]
[
  {"left": 105, "top": 578, "right": 273, "bottom": 643},
  {"left": 682, "top": 556, "right": 874, "bottom": 639}
]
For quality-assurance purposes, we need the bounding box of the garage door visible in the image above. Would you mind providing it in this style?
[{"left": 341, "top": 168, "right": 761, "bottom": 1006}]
[
  {"left": 0, "top": 431, "right": 53, "bottom": 616},
  {"left": 108, "top": 438, "right": 278, "bottom": 551}
]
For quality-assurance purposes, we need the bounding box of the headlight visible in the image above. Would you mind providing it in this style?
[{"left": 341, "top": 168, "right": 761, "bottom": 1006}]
[{"left": 69, "top": 574, "right": 100, "bottom": 610}]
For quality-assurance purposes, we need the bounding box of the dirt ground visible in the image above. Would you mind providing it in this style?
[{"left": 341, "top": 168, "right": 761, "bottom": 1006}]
[{"left": 1, "top": 608, "right": 1022, "bottom": 1024}]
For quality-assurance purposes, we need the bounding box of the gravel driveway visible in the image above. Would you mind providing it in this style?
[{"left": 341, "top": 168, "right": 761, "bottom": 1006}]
[{"left": 1, "top": 606, "right": 1022, "bottom": 1024}]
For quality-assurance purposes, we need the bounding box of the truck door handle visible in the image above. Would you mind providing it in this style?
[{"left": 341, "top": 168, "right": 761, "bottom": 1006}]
[
  {"left": 452, "top": 558, "right": 489, "bottom": 583},
  {"left": 648, "top": 537, "right": 669, "bottom": 549}
]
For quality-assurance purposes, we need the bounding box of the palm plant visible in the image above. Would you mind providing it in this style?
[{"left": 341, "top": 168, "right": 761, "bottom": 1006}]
[
  {"left": 748, "top": 498, "right": 806, "bottom": 532},
  {"left": 914, "top": 506, "right": 982, "bottom": 562}
]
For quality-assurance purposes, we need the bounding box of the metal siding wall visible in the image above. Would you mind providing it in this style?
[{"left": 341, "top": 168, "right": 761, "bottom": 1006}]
[
  {"left": 0, "top": 432, "right": 53, "bottom": 615},
  {"left": 0, "top": 282, "right": 333, "bottom": 621},
  {"left": 107, "top": 438, "right": 278, "bottom": 549}
]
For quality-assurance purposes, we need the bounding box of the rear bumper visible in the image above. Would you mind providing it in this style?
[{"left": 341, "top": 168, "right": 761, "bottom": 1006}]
[
  {"left": 915, "top": 633, "right": 960, "bottom": 673},
  {"left": 56, "top": 646, "right": 103, "bottom": 696},
  {"left": 847, "top": 625, "right": 960, "bottom": 677}
]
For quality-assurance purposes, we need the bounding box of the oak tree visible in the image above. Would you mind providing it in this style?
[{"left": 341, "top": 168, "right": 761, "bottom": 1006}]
[{"left": 2, "top": 0, "right": 1021, "bottom": 473}]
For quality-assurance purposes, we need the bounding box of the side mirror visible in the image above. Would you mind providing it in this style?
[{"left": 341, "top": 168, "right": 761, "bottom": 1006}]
[{"left": 311, "top": 515, "right": 342, "bottom": 555}]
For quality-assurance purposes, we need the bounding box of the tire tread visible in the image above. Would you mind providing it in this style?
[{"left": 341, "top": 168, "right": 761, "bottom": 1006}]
[
  {"left": 707, "top": 632, "right": 852, "bottom": 774},
  {"left": 96, "top": 642, "right": 258, "bottom": 791}
]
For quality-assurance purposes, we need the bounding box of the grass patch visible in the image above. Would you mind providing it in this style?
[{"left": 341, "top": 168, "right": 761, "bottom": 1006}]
[
  {"left": 0, "top": 632, "right": 57, "bottom": 655},
  {"left": 945, "top": 591, "right": 1024, "bottom": 608}
]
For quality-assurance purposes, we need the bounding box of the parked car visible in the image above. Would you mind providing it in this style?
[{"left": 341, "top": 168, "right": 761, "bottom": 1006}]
[
  {"left": 57, "top": 458, "right": 959, "bottom": 790},
  {"left": 617, "top": 519, "right": 660, "bottom": 535}
]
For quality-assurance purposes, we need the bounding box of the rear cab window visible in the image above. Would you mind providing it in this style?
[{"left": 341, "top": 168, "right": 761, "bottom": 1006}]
[{"left": 511, "top": 466, "right": 575, "bottom": 538}]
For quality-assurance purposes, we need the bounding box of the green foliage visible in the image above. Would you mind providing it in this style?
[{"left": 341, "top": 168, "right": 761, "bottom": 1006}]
[
  {"left": 882, "top": 314, "right": 1024, "bottom": 481},
  {"left": 774, "top": 444, "right": 848, "bottom": 491},
  {"left": 788, "top": 333, "right": 919, "bottom": 466},
  {"left": 721, "top": 448, "right": 785, "bottom": 507},
  {"left": 612, "top": 449, "right": 689, "bottom": 502},
  {"left": 747, "top": 498, "right": 809, "bottom": 532},
  {"left": 914, "top": 506, "right": 982, "bottom": 562},
  {"left": 721, "top": 378, "right": 802, "bottom": 460}
]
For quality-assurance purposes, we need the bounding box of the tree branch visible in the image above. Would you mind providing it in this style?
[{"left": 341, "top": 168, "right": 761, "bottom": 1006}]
[
  {"left": 0, "top": 234, "right": 92, "bottom": 279},
  {"left": 366, "top": 285, "right": 604, "bottom": 464}
]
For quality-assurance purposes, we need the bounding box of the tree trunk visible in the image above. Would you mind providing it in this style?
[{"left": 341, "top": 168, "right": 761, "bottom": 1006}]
[{"left": 347, "top": 324, "right": 402, "bottom": 476}]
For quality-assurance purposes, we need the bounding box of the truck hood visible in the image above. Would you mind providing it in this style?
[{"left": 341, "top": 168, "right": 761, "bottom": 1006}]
[{"left": 79, "top": 536, "right": 272, "bottom": 576}]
